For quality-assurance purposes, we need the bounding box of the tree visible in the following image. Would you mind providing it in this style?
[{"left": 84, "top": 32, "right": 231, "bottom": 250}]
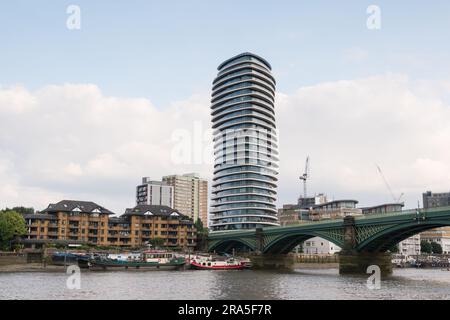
[
  {"left": 0, "top": 210, "right": 27, "bottom": 251},
  {"left": 195, "top": 219, "right": 208, "bottom": 236},
  {"left": 431, "top": 242, "right": 443, "bottom": 254},
  {"left": 421, "top": 240, "right": 432, "bottom": 254},
  {"left": 149, "top": 238, "right": 165, "bottom": 248},
  {"left": 6, "top": 207, "right": 34, "bottom": 215}
]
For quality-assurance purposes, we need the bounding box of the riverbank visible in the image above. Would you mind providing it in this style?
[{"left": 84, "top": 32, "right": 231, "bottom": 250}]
[{"left": 0, "top": 264, "right": 66, "bottom": 273}]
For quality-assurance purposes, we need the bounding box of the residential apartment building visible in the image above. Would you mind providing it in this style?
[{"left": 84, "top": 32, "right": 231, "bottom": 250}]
[
  {"left": 421, "top": 229, "right": 450, "bottom": 254},
  {"left": 422, "top": 191, "right": 450, "bottom": 254},
  {"left": 398, "top": 235, "right": 421, "bottom": 256},
  {"left": 423, "top": 191, "right": 450, "bottom": 208},
  {"left": 303, "top": 238, "right": 341, "bottom": 255},
  {"left": 21, "top": 200, "right": 196, "bottom": 250},
  {"left": 136, "top": 178, "right": 174, "bottom": 207},
  {"left": 209, "top": 53, "right": 280, "bottom": 231},
  {"left": 162, "top": 173, "right": 208, "bottom": 227}
]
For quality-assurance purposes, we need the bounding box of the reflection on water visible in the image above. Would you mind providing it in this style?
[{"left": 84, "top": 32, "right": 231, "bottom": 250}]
[{"left": 1, "top": 268, "right": 449, "bottom": 300}]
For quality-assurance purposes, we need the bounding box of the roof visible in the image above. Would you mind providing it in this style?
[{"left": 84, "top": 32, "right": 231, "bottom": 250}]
[
  {"left": 41, "top": 200, "right": 115, "bottom": 215},
  {"left": 312, "top": 199, "right": 359, "bottom": 209},
  {"left": 361, "top": 203, "right": 405, "bottom": 211},
  {"left": 23, "top": 214, "right": 57, "bottom": 220},
  {"left": 217, "top": 52, "right": 272, "bottom": 71},
  {"left": 122, "top": 205, "right": 189, "bottom": 219}
]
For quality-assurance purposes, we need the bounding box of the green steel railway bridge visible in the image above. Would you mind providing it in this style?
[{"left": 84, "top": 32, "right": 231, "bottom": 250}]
[{"left": 207, "top": 206, "right": 450, "bottom": 275}]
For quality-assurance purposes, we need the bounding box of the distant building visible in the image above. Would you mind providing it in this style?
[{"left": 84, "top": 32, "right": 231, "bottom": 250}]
[
  {"left": 398, "top": 235, "right": 421, "bottom": 256},
  {"left": 361, "top": 203, "right": 404, "bottom": 215},
  {"left": 136, "top": 177, "right": 174, "bottom": 207},
  {"left": 303, "top": 238, "right": 341, "bottom": 255},
  {"left": 20, "top": 200, "right": 196, "bottom": 249},
  {"left": 297, "top": 193, "right": 327, "bottom": 209},
  {"left": 309, "top": 200, "right": 362, "bottom": 221},
  {"left": 421, "top": 229, "right": 450, "bottom": 254},
  {"left": 278, "top": 194, "right": 327, "bottom": 226},
  {"left": 278, "top": 198, "right": 360, "bottom": 255},
  {"left": 162, "top": 173, "right": 208, "bottom": 227},
  {"left": 423, "top": 191, "right": 450, "bottom": 208},
  {"left": 277, "top": 204, "right": 310, "bottom": 226},
  {"left": 422, "top": 191, "right": 450, "bottom": 254}
]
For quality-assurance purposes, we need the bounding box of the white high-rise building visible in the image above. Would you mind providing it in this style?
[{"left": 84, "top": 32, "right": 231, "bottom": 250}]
[
  {"left": 210, "top": 52, "right": 280, "bottom": 231},
  {"left": 136, "top": 177, "right": 174, "bottom": 208}
]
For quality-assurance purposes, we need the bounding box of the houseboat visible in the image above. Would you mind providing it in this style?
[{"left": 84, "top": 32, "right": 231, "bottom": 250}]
[
  {"left": 80, "top": 250, "right": 186, "bottom": 270},
  {"left": 51, "top": 252, "right": 88, "bottom": 266},
  {"left": 189, "top": 255, "right": 246, "bottom": 270}
]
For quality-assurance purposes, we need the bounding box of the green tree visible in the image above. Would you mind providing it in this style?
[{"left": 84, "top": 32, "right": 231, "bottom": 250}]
[
  {"left": 421, "top": 240, "right": 432, "bottom": 254},
  {"left": 431, "top": 242, "right": 443, "bottom": 254},
  {"left": 6, "top": 207, "right": 34, "bottom": 215},
  {"left": 149, "top": 237, "right": 165, "bottom": 248},
  {"left": 194, "top": 218, "right": 209, "bottom": 236},
  {"left": 0, "top": 210, "right": 27, "bottom": 251}
]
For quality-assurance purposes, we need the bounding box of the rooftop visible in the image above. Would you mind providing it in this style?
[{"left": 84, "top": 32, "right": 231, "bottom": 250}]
[
  {"left": 41, "top": 200, "right": 115, "bottom": 215},
  {"left": 217, "top": 52, "right": 272, "bottom": 71}
]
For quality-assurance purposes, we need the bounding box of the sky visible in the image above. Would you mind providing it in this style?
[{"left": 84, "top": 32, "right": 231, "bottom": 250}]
[{"left": 1, "top": 1, "right": 450, "bottom": 215}]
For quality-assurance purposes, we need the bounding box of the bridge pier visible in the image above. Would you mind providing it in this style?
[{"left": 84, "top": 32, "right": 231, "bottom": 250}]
[
  {"left": 339, "top": 252, "right": 393, "bottom": 276},
  {"left": 250, "top": 254, "right": 295, "bottom": 270},
  {"left": 339, "top": 216, "right": 392, "bottom": 276}
]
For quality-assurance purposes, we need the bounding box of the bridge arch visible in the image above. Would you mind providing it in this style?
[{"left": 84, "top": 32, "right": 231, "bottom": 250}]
[
  {"left": 357, "top": 220, "right": 450, "bottom": 252},
  {"left": 263, "top": 231, "right": 344, "bottom": 254},
  {"left": 208, "top": 238, "right": 255, "bottom": 253}
]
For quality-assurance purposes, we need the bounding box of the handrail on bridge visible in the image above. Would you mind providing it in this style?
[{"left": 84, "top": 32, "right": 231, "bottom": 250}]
[{"left": 208, "top": 206, "right": 450, "bottom": 236}]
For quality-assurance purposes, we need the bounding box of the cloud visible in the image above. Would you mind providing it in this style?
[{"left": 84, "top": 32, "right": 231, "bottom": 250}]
[
  {"left": 0, "top": 74, "right": 449, "bottom": 214},
  {"left": 276, "top": 74, "right": 450, "bottom": 207},
  {"left": 342, "top": 47, "right": 369, "bottom": 63},
  {"left": 0, "top": 84, "right": 211, "bottom": 213}
]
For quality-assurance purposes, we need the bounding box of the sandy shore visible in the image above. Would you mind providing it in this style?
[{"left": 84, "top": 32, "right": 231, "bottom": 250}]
[{"left": 0, "top": 264, "right": 67, "bottom": 273}]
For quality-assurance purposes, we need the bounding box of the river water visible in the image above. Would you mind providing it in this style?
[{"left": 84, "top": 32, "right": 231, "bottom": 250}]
[{"left": 1, "top": 268, "right": 450, "bottom": 300}]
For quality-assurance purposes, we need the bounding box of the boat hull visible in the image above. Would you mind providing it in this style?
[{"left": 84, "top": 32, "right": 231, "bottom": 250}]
[
  {"left": 84, "top": 259, "right": 185, "bottom": 271},
  {"left": 189, "top": 261, "right": 245, "bottom": 270}
]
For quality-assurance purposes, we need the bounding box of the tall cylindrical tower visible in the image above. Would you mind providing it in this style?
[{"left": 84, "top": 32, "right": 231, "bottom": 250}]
[{"left": 210, "top": 52, "right": 279, "bottom": 231}]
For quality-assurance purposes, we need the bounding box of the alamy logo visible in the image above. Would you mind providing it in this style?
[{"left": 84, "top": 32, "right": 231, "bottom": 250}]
[
  {"left": 366, "top": 5, "right": 381, "bottom": 30},
  {"left": 66, "top": 5, "right": 81, "bottom": 30},
  {"left": 66, "top": 265, "right": 81, "bottom": 290},
  {"left": 366, "top": 265, "right": 381, "bottom": 290}
]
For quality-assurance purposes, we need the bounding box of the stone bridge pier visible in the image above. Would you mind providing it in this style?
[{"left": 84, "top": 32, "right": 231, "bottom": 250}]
[
  {"left": 249, "top": 228, "right": 296, "bottom": 269},
  {"left": 338, "top": 216, "right": 392, "bottom": 276}
]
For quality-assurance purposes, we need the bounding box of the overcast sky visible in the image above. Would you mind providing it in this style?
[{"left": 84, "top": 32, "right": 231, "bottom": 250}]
[{"left": 1, "top": 1, "right": 450, "bottom": 214}]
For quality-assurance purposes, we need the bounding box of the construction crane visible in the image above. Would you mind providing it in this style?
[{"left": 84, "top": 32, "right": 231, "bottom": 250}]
[
  {"left": 376, "top": 164, "right": 404, "bottom": 203},
  {"left": 299, "top": 156, "right": 310, "bottom": 199}
]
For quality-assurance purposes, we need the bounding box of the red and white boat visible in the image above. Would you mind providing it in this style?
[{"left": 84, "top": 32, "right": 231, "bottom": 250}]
[{"left": 188, "top": 255, "right": 245, "bottom": 270}]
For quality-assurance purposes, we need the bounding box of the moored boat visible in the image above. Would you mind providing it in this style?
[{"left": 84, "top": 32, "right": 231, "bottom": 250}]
[
  {"left": 51, "top": 252, "right": 88, "bottom": 266},
  {"left": 84, "top": 250, "right": 186, "bottom": 271},
  {"left": 189, "top": 255, "right": 245, "bottom": 270}
]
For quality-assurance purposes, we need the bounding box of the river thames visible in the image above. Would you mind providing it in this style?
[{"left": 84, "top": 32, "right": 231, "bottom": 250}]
[{"left": 1, "top": 268, "right": 450, "bottom": 300}]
